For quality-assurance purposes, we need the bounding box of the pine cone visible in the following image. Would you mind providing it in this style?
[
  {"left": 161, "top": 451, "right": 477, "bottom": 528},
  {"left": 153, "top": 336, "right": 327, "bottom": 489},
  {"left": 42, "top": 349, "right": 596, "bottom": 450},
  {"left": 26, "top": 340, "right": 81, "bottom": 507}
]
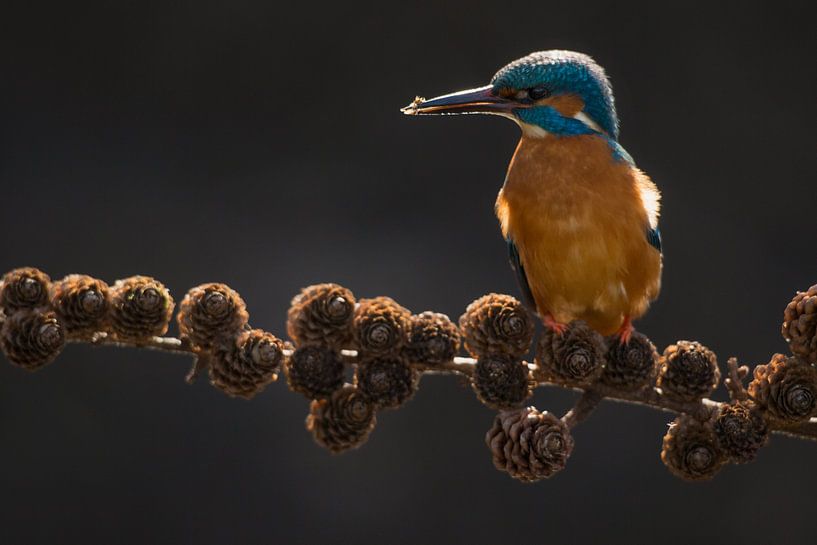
[
  {"left": 287, "top": 283, "right": 356, "bottom": 349},
  {"left": 49, "top": 274, "right": 110, "bottom": 338},
  {"left": 660, "top": 415, "right": 725, "bottom": 481},
  {"left": 782, "top": 285, "right": 817, "bottom": 363},
  {"left": 601, "top": 331, "right": 659, "bottom": 389},
  {"left": 1, "top": 308, "right": 65, "bottom": 371},
  {"left": 403, "top": 311, "right": 461, "bottom": 365},
  {"left": 459, "top": 294, "right": 534, "bottom": 359},
  {"left": 485, "top": 406, "right": 574, "bottom": 482},
  {"left": 657, "top": 341, "right": 720, "bottom": 402},
  {"left": 713, "top": 402, "right": 769, "bottom": 463},
  {"left": 307, "top": 385, "right": 377, "bottom": 454},
  {"left": 353, "top": 297, "right": 411, "bottom": 357},
  {"left": 748, "top": 353, "right": 817, "bottom": 422},
  {"left": 471, "top": 354, "right": 533, "bottom": 410},
  {"left": 177, "top": 283, "right": 249, "bottom": 349},
  {"left": 535, "top": 321, "right": 605, "bottom": 385},
  {"left": 0, "top": 267, "right": 51, "bottom": 315},
  {"left": 109, "top": 276, "right": 174, "bottom": 341},
  {"left": 355, "top": 356, "right": 420, "bottom": 409},
  {"left": 209, "top": 329, "right": 285, "bottom": 399},
  {"left": 284, "top": 345, "right": 345, "bottom": 399}
]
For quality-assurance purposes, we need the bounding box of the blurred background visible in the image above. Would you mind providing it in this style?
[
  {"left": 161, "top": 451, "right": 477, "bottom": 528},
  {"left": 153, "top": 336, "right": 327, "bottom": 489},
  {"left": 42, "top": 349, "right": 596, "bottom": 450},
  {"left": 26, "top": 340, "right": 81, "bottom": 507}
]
[{"left": 1, "top": 1, "right": 816, "bottom": 543}]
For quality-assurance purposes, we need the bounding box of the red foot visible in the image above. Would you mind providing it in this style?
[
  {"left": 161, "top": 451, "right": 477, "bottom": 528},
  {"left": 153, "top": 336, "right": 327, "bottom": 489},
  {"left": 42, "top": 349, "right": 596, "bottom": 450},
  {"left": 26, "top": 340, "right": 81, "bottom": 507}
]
[
  {"left": 616, "top": 316, "right": 634, "bottom": 345},
  {"left": 543, "top": 313, "right": 569, "bottom": 336}
]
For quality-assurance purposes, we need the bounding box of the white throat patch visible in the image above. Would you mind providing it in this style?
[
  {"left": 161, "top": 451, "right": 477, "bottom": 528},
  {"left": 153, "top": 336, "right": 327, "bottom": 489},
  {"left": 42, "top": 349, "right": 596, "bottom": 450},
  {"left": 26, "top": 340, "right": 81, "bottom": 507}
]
[
  {"left": 573, "top": 112, "right": 604, "bottom": 133},
  {"left": 519, "top": 122, "right": 549, "bottom": 138},
  {"left": 516, "top": 111, "right": 604, "bottom": 139}
]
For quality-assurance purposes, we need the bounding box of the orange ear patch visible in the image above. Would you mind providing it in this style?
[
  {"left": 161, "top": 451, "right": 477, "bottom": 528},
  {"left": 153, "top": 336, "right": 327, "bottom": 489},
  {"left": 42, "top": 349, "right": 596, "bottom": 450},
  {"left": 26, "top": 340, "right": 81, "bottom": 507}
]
[{"left": 537, "top": 94, "right": 585, "bottom": 117}]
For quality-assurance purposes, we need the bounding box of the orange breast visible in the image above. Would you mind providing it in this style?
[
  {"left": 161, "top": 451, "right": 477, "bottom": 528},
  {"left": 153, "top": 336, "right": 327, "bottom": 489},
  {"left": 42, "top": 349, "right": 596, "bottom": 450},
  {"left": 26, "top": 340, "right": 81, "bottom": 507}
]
[{"left": 495, "top": 134, "right": 662, "bottom": 335}]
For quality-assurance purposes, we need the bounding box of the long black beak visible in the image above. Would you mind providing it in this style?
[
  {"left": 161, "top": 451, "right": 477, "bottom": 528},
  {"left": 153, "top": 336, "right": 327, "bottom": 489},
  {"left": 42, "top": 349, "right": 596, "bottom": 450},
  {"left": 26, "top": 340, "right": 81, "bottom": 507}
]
[{"left": 401, "top": 85, "right": 514, "bottom": 116}]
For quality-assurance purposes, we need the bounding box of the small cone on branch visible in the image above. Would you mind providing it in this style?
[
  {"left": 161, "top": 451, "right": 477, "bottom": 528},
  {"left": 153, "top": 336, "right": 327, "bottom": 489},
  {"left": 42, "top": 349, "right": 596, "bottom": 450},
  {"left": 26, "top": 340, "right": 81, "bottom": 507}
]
[
  {"left": 485, "top": 406, "right": 574, "bottom": 482},
  {"left": 209, "top": 329, "right": 285, "bottom": 399},
  {"left": 782, "top": 284, "right": 817, "bottom": 364},
  {"left": 50, "top": 274, "right": 110, "bottom": 338},
  {"left": 307, "top": 384, "right": 377, "bottom": 454},
  {"left": 177, "top": 283, "right": 249, "bottom": 350},
  {"left": 536, "top": 321, "right": 605, "bottom": 385},
  {"left": 353, "top": 297, "right": 411, "bottom": 357},
  {"left": 748, "top": 353, "right": 817, "bottom": 422},
  {"left": 404, "top": 311, "right": 461, "bottom": 365},
  {"left": 601, "top": 331, "right": 659, "bottom": 389},
  {"left": 355, "top": 356, "right": 420, "bottom": 409},
  {"left": 657, "top": 341, "right": 720, "bottom": 402},
  {"left": 471, "top": 354, "right": 534, "bottom": 410},
  {"left": 1, "top": 308, "right": 65, "bottom": 371},
  {"left": 713, "top": 401, "right": 769, "bottom": 463},
  {"left": 109, "top": 276, "right": 174, "bottom": 341},
  {"left": 0, "top": 267, "right": 51, "bottom": 315},
  {"left": 660, "top": 415, "right": 725, "bottom": 481},
  {"left": 284, "top": 345, "right": 345, "bottom": 399},
  {"left": 459, "top": 293, "right": 535, "bottom": 359},
  {"left": 287, "top": 283, "right": 356, "bottom": 349}
]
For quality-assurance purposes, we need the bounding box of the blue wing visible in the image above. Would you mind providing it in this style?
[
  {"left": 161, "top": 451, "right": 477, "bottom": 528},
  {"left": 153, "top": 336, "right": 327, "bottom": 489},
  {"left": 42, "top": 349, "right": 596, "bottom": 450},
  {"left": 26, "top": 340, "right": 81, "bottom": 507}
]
[
  {"left": 647, "top": 226, "right": 662, "bottom": 253},
  {"left": 507, "top": 238, "right": 537, "bottom": 313}
]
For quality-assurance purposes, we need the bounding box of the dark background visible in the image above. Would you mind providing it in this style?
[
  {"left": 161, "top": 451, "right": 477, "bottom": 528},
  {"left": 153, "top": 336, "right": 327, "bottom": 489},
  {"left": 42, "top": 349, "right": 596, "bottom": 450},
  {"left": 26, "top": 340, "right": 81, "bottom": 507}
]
[{"left": 1, "top": 1, "right": 815, "bottom": 544}]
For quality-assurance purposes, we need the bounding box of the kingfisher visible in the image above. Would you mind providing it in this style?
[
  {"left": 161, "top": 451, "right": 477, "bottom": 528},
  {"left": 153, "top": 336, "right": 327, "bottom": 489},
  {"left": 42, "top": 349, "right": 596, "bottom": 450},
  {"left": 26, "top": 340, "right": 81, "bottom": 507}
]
[{"left": 402, "top": 50, "right": 662, "bottom": 343}]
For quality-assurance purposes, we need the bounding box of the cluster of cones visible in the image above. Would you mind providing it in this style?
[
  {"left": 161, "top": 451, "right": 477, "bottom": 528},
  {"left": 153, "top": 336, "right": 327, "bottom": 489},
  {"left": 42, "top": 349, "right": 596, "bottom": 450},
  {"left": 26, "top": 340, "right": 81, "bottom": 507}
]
[
  {"left": 467, "top": 289, "right": 817, "bottom": 482},
  {"left": 0, "top": 268, "right": 285, "bottom": 399},
  {"left": 660, "top": 292, "right": 817, "bottom": 481},
  {"left": 284, "top": 285, "right": 816, "bottom": 481},
  {"left": 2, "top": 267, "right": 816, "bottom": 484},
  {"left": 0, "top": 268, "right": 175, "bottom": 370},
  {"left": 177, "top": 283, "right": 285, "bottom": 399},
  {"left": 287, "top": 284, "right": 461, "bottom": 453},
  {"left": 461, "top": 294, "right": 713, "bottom": 481}
]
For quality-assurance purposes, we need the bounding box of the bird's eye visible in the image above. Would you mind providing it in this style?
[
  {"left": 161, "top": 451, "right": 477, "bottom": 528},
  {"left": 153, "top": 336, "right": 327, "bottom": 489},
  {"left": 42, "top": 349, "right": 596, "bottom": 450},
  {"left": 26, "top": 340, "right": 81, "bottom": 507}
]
[{"left": 528, "top": 85, "right": 551, "bottom": 101}]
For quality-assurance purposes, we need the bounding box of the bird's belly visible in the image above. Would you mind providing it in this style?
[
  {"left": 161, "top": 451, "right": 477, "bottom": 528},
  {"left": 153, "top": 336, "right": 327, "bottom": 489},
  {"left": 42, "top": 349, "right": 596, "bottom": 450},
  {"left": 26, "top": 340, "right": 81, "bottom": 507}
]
[
  {"left": 519, "top": 221, "right": 633, "bottom": 332},
  {"left": 496, "top": 135, "right": 661, "bottom": 334}
]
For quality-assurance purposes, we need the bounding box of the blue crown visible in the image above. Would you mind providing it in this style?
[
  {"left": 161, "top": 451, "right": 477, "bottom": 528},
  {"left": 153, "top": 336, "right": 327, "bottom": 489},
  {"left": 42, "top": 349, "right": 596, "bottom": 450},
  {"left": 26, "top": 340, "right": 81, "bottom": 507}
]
[{"left": 491, "top": 50, "right": 619, "bottom": 139}]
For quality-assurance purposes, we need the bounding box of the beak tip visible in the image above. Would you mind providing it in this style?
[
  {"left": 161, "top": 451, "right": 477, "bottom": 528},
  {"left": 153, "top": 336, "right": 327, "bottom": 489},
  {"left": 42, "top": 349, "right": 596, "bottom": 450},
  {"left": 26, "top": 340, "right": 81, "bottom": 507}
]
[
  {"left": 401, "top": 96, "right": 426, "bottom": 116},
  {"left": 399, "top": 85, "right": 507, "bottom": 116}
]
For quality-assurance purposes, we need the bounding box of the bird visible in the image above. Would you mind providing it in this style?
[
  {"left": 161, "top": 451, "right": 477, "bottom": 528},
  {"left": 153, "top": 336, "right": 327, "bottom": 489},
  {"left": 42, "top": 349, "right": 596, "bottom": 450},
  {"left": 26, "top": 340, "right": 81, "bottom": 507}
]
[{"left": 402, "top": 50, "right": 662, "bottom": 343}]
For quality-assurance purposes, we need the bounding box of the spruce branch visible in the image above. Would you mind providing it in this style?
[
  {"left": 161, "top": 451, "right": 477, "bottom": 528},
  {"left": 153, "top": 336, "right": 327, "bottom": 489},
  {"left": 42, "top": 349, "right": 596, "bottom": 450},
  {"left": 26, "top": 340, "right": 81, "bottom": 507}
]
[{"left": 1, "top": 267, "right": 816, "bottom": 483}]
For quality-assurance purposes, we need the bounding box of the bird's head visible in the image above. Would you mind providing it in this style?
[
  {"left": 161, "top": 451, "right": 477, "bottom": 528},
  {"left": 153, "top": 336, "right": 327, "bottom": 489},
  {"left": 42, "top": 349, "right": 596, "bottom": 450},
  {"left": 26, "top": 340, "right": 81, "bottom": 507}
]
[{"left": 403, "top": 50, "right": 619, "bottom": 140}]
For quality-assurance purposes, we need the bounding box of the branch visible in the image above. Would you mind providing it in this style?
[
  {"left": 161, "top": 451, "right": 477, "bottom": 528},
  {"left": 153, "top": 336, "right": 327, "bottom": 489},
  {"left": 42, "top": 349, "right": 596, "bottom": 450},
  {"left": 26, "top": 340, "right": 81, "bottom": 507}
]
[
  {"left": 562, "top": 389, "right": 604, "bottom": 428},
  {"left": 45, "top": 328, "right": 817, "bottom": 442},
  {"left": 2, "top": 269, "right": 816, "bottom": 484},
  {"left": 81, "top": 331, "right": 194, "bottom": 355},
  {"left": 723, "top": 356, "right": 750, "bottom": 402}
]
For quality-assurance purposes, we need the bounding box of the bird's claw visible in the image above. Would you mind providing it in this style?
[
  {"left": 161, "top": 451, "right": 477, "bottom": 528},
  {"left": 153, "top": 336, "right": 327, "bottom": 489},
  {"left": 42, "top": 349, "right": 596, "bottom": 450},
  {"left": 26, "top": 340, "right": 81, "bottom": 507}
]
[
  {"left": 616, "top": 317, "right": 634, "bottom": 345},
  {"left": 543, "top": 314, "right": 569, "bottom": 337}
]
